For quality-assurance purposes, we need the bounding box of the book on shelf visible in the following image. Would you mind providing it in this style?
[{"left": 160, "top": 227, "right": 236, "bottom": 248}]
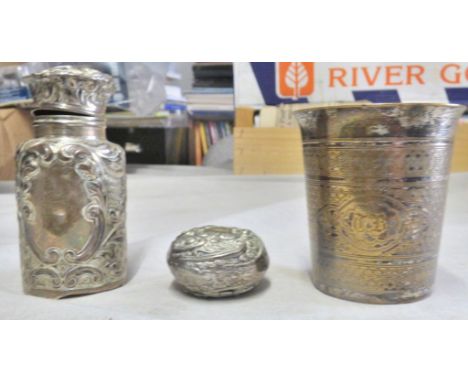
[
  {"left": 191, "top": 120, "right": 233, "bottom": 166},
  {"left": 188, "top": 106, "right": 234, "bottom": 116},
  {"left": 192, "top": 63, "right": 233, "bottom": 88},
  {"left": 186, "top": 62, "right": 234, "bottom": 112},
  {"left": 193, "top": 63, "right": 234, "bottom": 77},
  {"left": 185, "top": 92, "right": 234, "bottom": 106},
  {"left": 177, "top": 63, "right": 236, "bottom": 166},
  {"left": 188, "top": 87, "right": 234, "bottom": 94}
]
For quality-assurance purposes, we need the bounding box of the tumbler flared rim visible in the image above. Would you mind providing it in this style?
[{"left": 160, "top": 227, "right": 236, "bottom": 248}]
[{"left": 294, "top": 102, "right": 466, "bottom": 113}]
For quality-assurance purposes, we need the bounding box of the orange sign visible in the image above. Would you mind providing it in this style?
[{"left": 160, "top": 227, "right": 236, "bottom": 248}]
[{"left": 276, "top": 62, "right": 314, "bottom": 99}]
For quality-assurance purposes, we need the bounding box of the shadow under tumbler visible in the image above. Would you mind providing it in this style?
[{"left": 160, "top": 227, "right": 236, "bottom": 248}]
[{"left": 294, "top": 103, "right": 465, "bottom": 304}]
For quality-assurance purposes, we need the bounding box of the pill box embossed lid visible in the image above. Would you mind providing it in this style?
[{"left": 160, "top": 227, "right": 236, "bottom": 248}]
[{"left": 167, "top": 225, "right": 269, "bottom": 298}]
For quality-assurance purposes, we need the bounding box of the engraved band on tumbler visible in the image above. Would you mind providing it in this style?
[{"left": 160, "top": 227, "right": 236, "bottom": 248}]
[{"left": 294, "top": 103, "right": 466, "bottom": 304}]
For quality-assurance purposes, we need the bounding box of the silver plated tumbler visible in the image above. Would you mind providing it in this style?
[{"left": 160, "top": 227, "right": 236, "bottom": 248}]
[{"left": 294, "top": 103, "right": 465, "bottom": 304}]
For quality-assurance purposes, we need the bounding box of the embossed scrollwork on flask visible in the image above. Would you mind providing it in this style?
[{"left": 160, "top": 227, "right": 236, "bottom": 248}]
[
  {"left": 17, "top": 66, "right": 127, "bottom": 298},
  {"left": 17, "top": 135, "right": 127, "bottom": 298}
]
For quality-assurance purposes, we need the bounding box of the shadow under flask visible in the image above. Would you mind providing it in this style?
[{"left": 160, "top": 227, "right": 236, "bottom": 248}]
[{"left": 16, "top": 66, "right": 127, "bottom": 298}]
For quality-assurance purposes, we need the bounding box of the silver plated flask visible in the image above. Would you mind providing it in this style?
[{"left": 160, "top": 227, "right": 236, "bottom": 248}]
[{"left": 16, "top": 67, "right": 127, "bottom": 298}]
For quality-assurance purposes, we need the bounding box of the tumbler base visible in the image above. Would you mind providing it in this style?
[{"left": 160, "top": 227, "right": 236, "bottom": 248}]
[{"left": 313, "top": 280, "right": 432, "bottom": 304}]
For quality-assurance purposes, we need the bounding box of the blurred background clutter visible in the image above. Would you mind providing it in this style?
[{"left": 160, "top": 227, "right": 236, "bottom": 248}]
[
  {"left": 1, "top": 62, "right": 468, "bottom": 181},
  {"left": 0, "top": 62, "right": 235, "bottom": 180}
]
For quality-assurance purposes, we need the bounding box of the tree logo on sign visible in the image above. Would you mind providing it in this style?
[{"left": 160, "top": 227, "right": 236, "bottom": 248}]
[{"left": 276, "top": 62, "right": 314, "bottom": 99}]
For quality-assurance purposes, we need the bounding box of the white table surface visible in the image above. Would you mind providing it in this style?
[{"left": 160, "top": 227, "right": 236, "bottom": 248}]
[{"left": 1, "top": 165, "right": 467, "bottom": 319}]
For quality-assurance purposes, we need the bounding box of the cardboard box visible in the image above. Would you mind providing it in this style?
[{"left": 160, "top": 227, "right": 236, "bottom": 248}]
[
  {"left": 452, "top": 121, "right": 468, "bottom": 172},
  {"left": 234, "top": 106, "right": 255, "bottom": 128},
  {"left": 234, "top": 127, "right": 303, "bottom": 175},
  {"left": 234, "top": 120, "right": 468, "bottom": 175},
  {"left": 0, "top": 108, "right": 33, "bottom": 180}
]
